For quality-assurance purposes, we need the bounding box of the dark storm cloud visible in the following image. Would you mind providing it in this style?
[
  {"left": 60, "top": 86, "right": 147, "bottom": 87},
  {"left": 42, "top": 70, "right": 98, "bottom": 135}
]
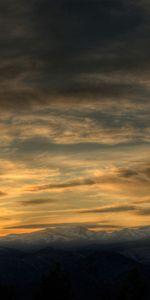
[{"left": 0, "top": 0, "right": 150, "bottom": 109}]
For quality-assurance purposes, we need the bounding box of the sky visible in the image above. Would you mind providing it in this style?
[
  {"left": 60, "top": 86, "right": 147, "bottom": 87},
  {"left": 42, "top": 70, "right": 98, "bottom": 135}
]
[{"left": 0, "top": 0, "right": 150, "bottom": 235}]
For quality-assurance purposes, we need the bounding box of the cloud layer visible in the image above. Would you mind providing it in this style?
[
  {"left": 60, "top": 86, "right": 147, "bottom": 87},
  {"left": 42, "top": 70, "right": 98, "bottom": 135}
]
[
  {"left": 0, "top": 0, "right": 149, "bottom": 235},
  {"left": 0, "top": 0, "right": 150, "bottom": 110}
]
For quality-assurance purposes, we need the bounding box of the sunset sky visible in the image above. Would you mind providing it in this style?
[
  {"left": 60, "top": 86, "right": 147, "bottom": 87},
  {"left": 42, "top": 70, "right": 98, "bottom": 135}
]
[{"left": 0, "top": 0, "right": 150, "bottom": 235}]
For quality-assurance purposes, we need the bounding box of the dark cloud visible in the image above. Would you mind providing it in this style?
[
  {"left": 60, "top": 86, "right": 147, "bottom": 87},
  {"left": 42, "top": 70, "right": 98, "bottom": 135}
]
[
  {"left": 0, "top": 217, "right": 10, "bottom": 221},
  {"left": 137, "top": 208, "right": 150, "bottom": 215},
  {"left": 118, "top": 168, "right": 139, "bottom": 178},
  {"left": 0, "top": 191, "right": 7, "bottom": 197},
  {"left": 8, "top": 139, "right": 142, "bottom": 157},
  {"left": 20, "top": 198, "right": 55, "bottom": 206},
  {"left": 0, "top": 0, "right": 149, "bottom": 234},
  {"left": 143, "top": 167, "right": 150, "bottom": 177},
  {"left": 28, "top": 177, "right": 100, "bottom": 192},
  {"left": 0, "top": 0, "right": 150, "bottom": 109},
  {"left": 118, "top": 164, "right": 150, "bottom": 180},
  {"left": 4, "top": 222, "right": 121, "bottom": 230},
  {"left": 27, "top": 162, "right": 150, "bottom": 192},
  {"left": 134, "top": 198, "right": 150, "bottom": 204},
  {"left": 79, "top": 205, "right": 136, "bottom": 214}
]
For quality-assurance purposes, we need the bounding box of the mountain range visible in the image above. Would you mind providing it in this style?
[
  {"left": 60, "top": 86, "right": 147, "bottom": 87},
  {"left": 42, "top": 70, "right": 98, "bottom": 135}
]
[
  {"left": 0, "top": 226, "right": 150, "bottom": 250},
  {"left": 0, "top": 226, "right": 150, "bottom": 299}
]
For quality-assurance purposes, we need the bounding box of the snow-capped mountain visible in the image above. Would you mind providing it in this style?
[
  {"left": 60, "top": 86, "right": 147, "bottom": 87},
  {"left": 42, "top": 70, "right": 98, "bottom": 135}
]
[{"left": 0, "top": 226, "right": 149, "bottom": 250}]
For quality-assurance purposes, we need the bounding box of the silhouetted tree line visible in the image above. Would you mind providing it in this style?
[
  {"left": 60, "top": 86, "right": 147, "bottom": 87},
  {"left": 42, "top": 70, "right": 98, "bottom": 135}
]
[
  {"left": 33, "top": 265, "right": 150, "bottom": 300},
  {"left": 0, "top": 283, "right": 15, "bottom": 300},
  {"left": 117, "top": 268, "right": 150, "bottom": 300},
  {"left": 33, "top": 262, "right": 72, "bottom": 300},
  {"left": 0, "top": 265, "right": 149, "bottom": 299}
]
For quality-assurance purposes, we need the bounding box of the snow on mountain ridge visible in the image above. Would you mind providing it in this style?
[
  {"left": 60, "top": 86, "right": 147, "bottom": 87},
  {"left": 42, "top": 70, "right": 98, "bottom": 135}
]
[{"left": 0, "top": 226, "right": 149, "bottom": 249}]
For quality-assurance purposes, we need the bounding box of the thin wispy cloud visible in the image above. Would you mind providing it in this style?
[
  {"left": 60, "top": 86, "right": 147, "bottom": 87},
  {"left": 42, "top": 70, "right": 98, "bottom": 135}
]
[
  {"left": 79, "top": 205, "right": 136, "bottom": 214},
  {"left": 20, "top": 198, "right": 55, "bottom": 206}
]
